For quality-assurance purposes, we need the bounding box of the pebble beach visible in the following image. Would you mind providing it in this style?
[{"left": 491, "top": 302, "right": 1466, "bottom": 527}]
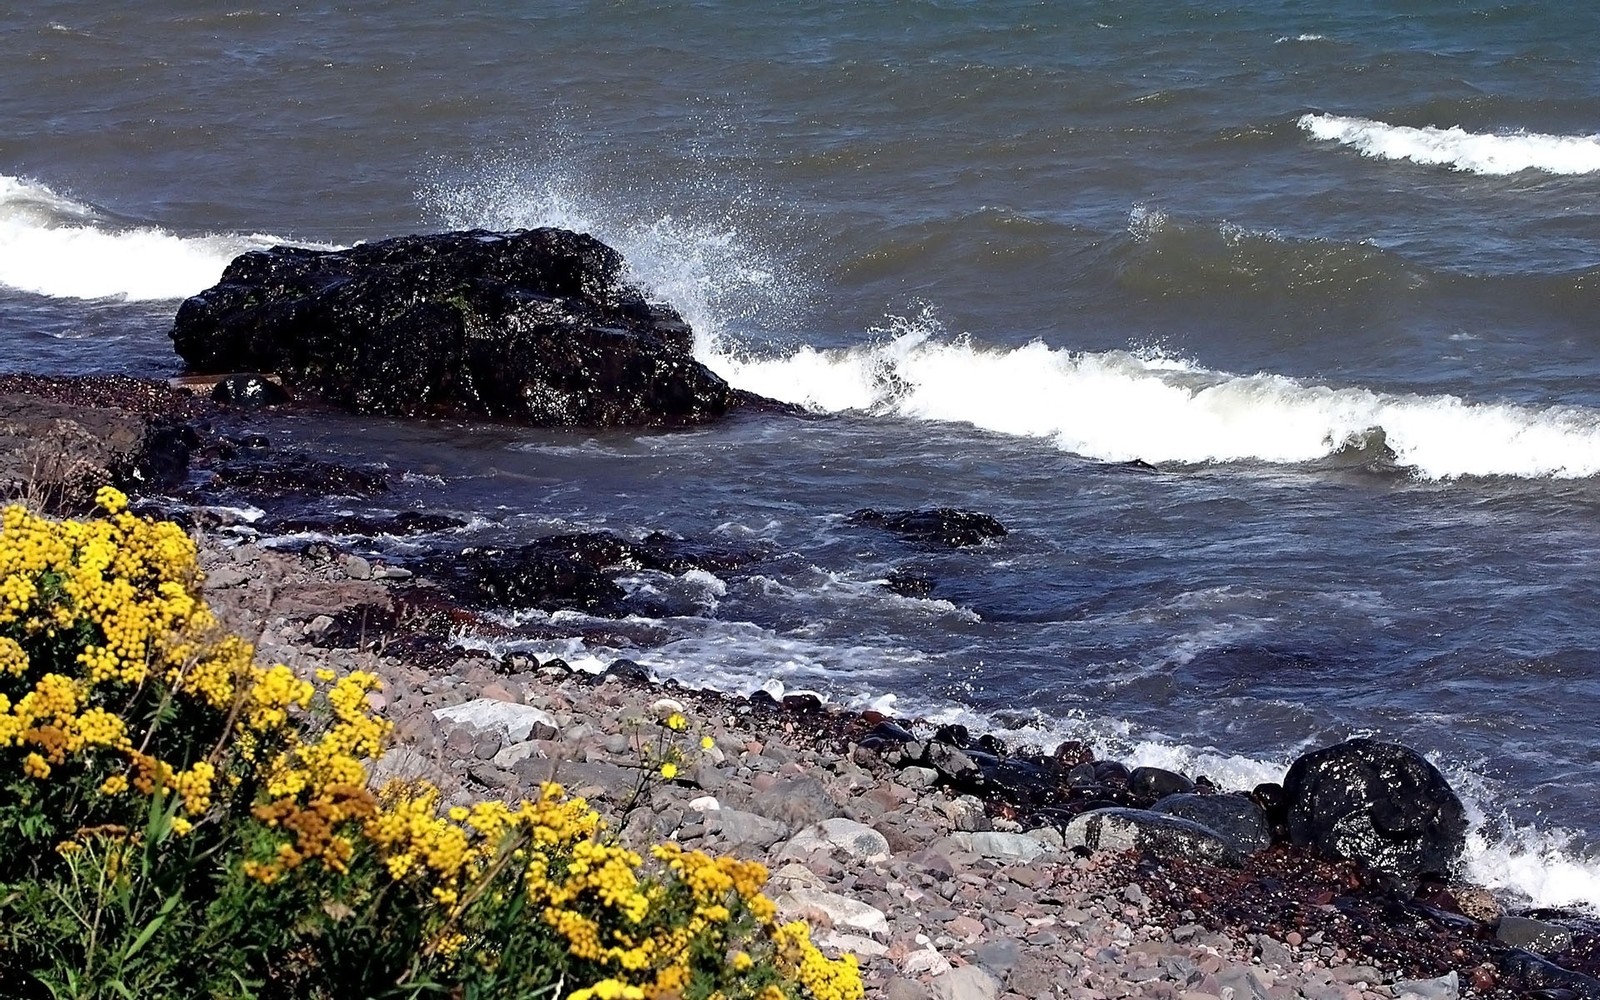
[{"left": 192, "top": 534, "right": 1522, "bottom": 1000}]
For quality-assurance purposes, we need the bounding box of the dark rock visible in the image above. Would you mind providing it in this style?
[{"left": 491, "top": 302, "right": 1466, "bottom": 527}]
[
  {"left": 1282, "top": 738, "right": 1468, "bottom": 893},
  {"left": 210, "top": 372, "right": 290, "bottom": 408},
  {"left": 0, "top": 393, "right": 192, "bottom": 511},
  {"left": 850, "top": 507, "right": 1007, "bottom": 548},
  {"left": 1063, "top": 806, "right": 1243, "bottom": 867},
  {"left": 437, "top": 543, "right": 626, "bottom": 614},
  {"left": 1054, "top": 741, "right": 1094, "bottom": 767},
  {"left": 932, "top": 724, "right": 971, "bottom": 748},
  {"left": 782, "top": 693, "right": 824, "bottom": 714},
  {"left": 1128, "top": 766, "right": 1196, "bottom": 804},
  {"left": 208, "top": 455, "right": 389, "bottom": 498},
  {"left": 264, "top": 510, "right": 467, "bottom": 537},
  {"left": 1094, "top": 761, "right": 1131, "bottom": 787},
  {"left": 1500, "top": 915, "right": 1577, "bottom": 955},
  {"left": 1149, "top": 793, "right": 1272, "bottom": 855},
  {"left": 883, "top": 567, "right": 936, "bottom": 598},
  {"left": 1500, "top": 950, "right": 1600, "bottom": 1000},
  {"left": 747, "top": 689, "right": 780, "bottom": 709},
  {"left": 594, "top": 658, "right": 651, "bottom": 684},
  {"left": 171, "top": 227, "right": 773, "bottom": 427}
]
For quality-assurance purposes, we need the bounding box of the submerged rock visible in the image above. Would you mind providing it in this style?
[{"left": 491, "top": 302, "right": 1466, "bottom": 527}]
[
  {"left": 171, "top": 228, "right": 775, "bottom": 427},
  {"left": 1282, "top": 737, "right": 1467, "bottom": 893},
  {"left": 851, "top": 507, "right": 1007, "bottom": 548}
]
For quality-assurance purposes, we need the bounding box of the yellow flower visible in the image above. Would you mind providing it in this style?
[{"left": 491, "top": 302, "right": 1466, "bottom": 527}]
[
  {"left": 701, "top": 735, "right": 715, "bottom": 750},
  {"left": 94, "top": 486, "right": 128, "bottom": 514},
  {"left": 659, "top": 762, "right": 678, "bottom": 780},
  {"left": 665, "top": 712, "right": 687, "bottom": 732},
  {"left": 22, "top": 752, "right": 49, "bottom": 780}
]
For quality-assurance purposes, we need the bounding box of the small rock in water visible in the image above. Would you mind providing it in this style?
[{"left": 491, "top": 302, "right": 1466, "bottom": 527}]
[{"left": 210, "top": 372, "right": 290, "bottom": 408}]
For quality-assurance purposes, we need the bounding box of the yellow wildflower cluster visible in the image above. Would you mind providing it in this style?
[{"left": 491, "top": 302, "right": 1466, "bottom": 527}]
[{"left": 0, "top": 492, "right": 863, "bottom": 1000}]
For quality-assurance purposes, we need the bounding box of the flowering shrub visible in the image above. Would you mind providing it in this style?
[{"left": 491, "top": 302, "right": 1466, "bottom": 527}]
[{"left": 0, "top": 490, "right": 863, "bottom": 1000}]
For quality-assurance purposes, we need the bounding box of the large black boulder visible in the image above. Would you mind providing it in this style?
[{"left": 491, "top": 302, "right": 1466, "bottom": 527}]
[
  {"left": 1282, "top": 738, "right": 1467, "bottom": 893},
  {"left": 170, "top": 228, "right": 762, "bottom": 427}
]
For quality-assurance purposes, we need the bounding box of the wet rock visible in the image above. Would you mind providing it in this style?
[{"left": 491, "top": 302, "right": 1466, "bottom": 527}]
[
  {"left": 210, "top": 372, "right": 290, "bottom": 408},
  {"left": 1499, "top": 914, "right": 1576, "bottom": 954},
  {"left": 1127, "top": 766, "right": 1196, "bottom": 804},
  {"left": 171, "top": 227, "right": 775, "bottom": 427},
  {"left": 1149, "top": 793, "right": 1271, "bottom": 855},
  {"left": 1282, "top": 738, "right": 1467, "bottom": 892},
  {"left": 1500, "top": 949, "right": 1600, "bottom": 1000},
  {"left": 263, "top": 509, "right": 466, "bottom": 537},
  {"left": 883, "top": 566, "right": 936, "bottom": 598},
  {"left": 593, "top": 658, "right": 652, "bottom": 684},
  {"left": 436, "top": 543, "right": 627, "bottom": 614},
  {"left": 850, "top": 507, "right": 1007, "bottom": 548},
  {"left": 208, "top": 454, "right": 389, "bottom": 498},
  {"left": 1062, "top": 807, "right": 1243, "bottom": 867}
]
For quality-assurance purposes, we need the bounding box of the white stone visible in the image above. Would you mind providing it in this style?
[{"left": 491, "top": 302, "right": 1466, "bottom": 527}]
[
  {"left": 901, "top": 948, "right": 952, "bottom": 977},
  {"left": 931, "top": 965, "right": 1001, "bottom": 1000},
  {"left": 776, "top": 887, "right": 889, "bottom": 940},
  {"left": 688, "top": 795, "right": 721, "bottom": 813},
  {"left": 784, "top": 817, "right": 891, "bottom": 862},
  {"left": 648, "top": 697, "right": 686, "bottom": 721},
  {"left": 952, "top": 830, "right": 1051, "bottom": 863},
  {"left": 491, "top": 740, "right": 543, "bottom": 769},
  {"left": 815, "top": 930, "right": 888, "bottom": 958},
  {"left": 767, "top": 862, "right": 827, "bottom": 889},
  {"left": 432, "top": 699, "right": 558, "bottom": 743}
]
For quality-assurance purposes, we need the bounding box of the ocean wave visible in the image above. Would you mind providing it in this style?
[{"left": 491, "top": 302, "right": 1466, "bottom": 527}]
[
  {"left": 705, "top": 315, "right": 1600, "bottom": 480},
  {"left": 1119, "top": 201, "right": 1422, "bottom": 296},
  {"left": 1299, "top": 113, "right": 1600, "bottom": 175},
  {"left": 0, "top": 174, "right": 307, "bottom": 301}
]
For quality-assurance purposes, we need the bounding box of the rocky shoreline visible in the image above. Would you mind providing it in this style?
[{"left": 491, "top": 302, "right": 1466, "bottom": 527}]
[
  {"left": 8, "top": 211, "right": 1600, "bottom": 1000},
  {"left": 194, "top": 532, "right": 1598, "bottom": 1000},
  {"left": 3, "top": 372, "right": 1597, "bottom": 1000}
]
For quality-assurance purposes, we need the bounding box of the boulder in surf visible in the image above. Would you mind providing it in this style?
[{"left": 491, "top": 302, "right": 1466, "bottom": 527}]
[
  {"left": 170, "top": 228, "right": 772, "bottom": 427},
  {"left": 1282, "top": 737, "right": 1467, "bottom": 893}
]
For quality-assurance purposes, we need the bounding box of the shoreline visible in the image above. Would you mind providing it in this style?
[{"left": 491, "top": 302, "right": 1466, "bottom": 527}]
[{"left": 4, "top": 372, "right": 1598, "bottom": 1000}]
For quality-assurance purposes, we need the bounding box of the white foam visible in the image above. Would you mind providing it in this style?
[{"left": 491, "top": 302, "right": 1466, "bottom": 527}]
[
  {"left": 0, "top": 174, "right": 312, "bottom": 301},
  {"left": 1300, "top": 113, "right": 1600, "bottom": 175},
  {"left": 423, "top": 160, "right": 800, "bottom": 351},
  {"left": 1274, "top": 33, "right": 1327, "bottom": 43},
  {"left": 705, "top": 315, "right": 1600, "bottom": 480}
]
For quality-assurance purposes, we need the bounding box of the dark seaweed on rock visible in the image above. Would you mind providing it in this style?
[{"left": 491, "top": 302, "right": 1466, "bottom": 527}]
[
  {"left": 170, "top": 228, "right": 775, "bottom": 427},
  {"left": 851, "top": 507, "right": 1008, "bottom": 548}
]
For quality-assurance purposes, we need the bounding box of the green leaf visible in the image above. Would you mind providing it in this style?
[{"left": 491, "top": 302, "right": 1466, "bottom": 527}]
[{"left": 124, "top": 891, "right": 180, "bottom": 959}]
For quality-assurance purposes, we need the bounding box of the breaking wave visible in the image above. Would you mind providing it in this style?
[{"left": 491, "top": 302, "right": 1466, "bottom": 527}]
[
  {"left": 0, "top": 174, "right": 306, "bottom": 301},
  {"left": 1300, "top": 113, "right": 1600, "bottom": 175}
]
